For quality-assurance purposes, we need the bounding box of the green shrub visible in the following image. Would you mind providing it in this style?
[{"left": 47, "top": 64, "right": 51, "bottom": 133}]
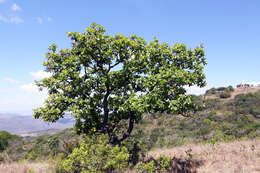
[
  {"left": 227, "top": 85, "right": 234, "bottom": 92},
  {"left": 47, "top": 136, "right": 59, "bottom": 156},
  {"left": 0, "top": 131, "right": 19, "bottom": 152},
  {"left": 121, "top": 137, "right": 145, "bottom": 166},
  {"left": 135, "top": 160, "right": 157, "bottom": 173},
  {"left": 204, "top": 99, "right": 220, "bottom": 109},
  {"left": 61, "top": 134, "right": 129, "bottom": 173},
  {"left": 24, "top": 151, "right": 38, "bottom": 161},
  {"left": 157, "top": 155, "right": 172, "bottom": 171},
  {"left": 135, "top": 155, "right": 191, "bottom": 173},
  {"left": 219, "top": 91, "right": 231, "bottom": 98},
  {"left": 150, "top": 128, "right": 160, "bottom": 146},
  {"left": 206, "top": 88, "right": 216, "bottom": 95}
]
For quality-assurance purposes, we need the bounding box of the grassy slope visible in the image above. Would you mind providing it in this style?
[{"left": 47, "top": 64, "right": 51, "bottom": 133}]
[
  {"left": 129, "top": 87, "right": 260, "bottom": 151},
  {"left": 149, "top": 139, "right": 260, "bottom": 173},
  {"left": 1, "top": 139, "right": 260, "bottom": 173},
  {"left": 0, "top": 161, "right": 55, "bottom": 173},
  {"left": 1, "top": 86, "right": 260, "bottom": 172}
]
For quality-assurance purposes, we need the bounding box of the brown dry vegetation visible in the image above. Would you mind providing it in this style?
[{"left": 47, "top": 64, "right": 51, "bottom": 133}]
[
  {"left": 205, "top": 86, "right": 260, "bottom": 100},
  {"left": 230, "top": 86, "right": 260, "bottom": 99},
  {"left": 149, "top": 138, "right": 260, "bottom": 173},
  {"left": 0, "top": 161, "right": 55, "bottom": 173},
  {"left": 1, "top": 139, "right": 260, "bottom": 173}
]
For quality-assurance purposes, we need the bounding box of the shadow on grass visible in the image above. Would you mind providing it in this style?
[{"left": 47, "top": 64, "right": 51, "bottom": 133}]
[{"left": 143, "top": 156, "right": 203, "bottom": 173}]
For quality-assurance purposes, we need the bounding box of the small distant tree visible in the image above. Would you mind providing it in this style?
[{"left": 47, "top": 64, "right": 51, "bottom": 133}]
[
  {"left": 206, "top": 88, "right": 216, "bottom": 95},
  {"left": 227, "top": 85, "right": 234, "bottom": 92},
  {"left": 33, "top": 23, "right": 206, "bottom": 144},
  {"left": 0, "top": 131, "right": 19, "bottom": 152},
  {"left": 219, "top": 91, "right": 231, "bottom": 99},
  {"left": 47, "top": 136, "right": 59, "bottom": 155}
]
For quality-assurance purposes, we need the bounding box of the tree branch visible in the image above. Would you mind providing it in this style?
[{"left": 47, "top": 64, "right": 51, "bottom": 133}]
[{"left": 102, "top": 82, "right": 110, "bottom": 133}]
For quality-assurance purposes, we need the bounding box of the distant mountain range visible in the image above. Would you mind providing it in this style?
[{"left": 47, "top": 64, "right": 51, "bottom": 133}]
[{"left": 0, "top": 113, "right": 74, "bottom": 136}]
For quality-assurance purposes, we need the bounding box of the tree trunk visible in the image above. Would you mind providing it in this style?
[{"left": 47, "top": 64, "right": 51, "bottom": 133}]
[{"left": 110, "top": 112, "right": 135, "bottom": 144}]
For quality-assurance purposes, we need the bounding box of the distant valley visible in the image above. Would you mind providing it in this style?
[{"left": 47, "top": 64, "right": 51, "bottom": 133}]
[{"left": 0, "top": 113, "right": 74, "bottom": 136}]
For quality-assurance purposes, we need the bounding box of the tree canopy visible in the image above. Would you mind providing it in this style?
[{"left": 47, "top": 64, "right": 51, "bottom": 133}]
[{"left": 33, "top": 23, "right": 206, "bottom": 143}]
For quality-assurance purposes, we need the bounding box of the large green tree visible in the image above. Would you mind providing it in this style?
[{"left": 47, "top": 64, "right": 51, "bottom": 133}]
[{"left": 33, "top": 23, "right": 206, "bottom": 144}]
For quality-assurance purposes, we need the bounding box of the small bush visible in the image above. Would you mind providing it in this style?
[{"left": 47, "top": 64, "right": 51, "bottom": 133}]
[
  {"left": 219, "top": 91, "right": 231, "bottom": 98},
  {"left": 135, "top": 156, "right": 172, "bottom": 173},
  {"left": 0, "top": 131, "right": 19, "bottom": 152},
  {"left": 135, "top": 155, "right": 202, "bottom": 173},
  {"left": 206, "top": 88, "right": 216, "bottom": 95},
  {"left": 24, "top": 151, "right": 37, "bottom": 161},
  {"left": 61, "top": 134, "right": 129, "bottom": 173}
]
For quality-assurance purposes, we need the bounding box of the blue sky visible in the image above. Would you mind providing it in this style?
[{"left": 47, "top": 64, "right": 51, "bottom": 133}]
[{"left": 0, "top": 0, "right": 260, "bottom": 114}]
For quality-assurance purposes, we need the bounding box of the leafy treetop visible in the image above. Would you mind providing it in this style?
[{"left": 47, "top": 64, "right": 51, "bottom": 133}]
[{"left": 33, "top": 23, "right": 206, "bottom": 143}]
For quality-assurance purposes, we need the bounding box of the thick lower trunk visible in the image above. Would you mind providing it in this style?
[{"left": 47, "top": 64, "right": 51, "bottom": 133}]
[{"left": 110, "top": 112, "right": 135, "bottom": 144}]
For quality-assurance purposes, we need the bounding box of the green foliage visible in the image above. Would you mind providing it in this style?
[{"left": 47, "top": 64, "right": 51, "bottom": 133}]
[
  {"left": 27, "top": 170, "right": 35, "bottom": 173},
  {"left": 219, "top": 91, "right": 231, "bottom": 98},
  {"left": 33, "top": 22, "right": 206, "bottom": 143},
  {"left": 157, "top": 155, "right": 172, "bottom": 171},
  {"left": 227, "top": 85, "right": 234, "bottom": 92},
  {"left": 121, "top": 137, "right": 144, "bottom": 165},
  {"left": 232, "top": 91, "right": 260, "bottom": 116},
  {"left": 24, "top": 151, "right": 37, "bottom": 161},
  {"left": 47, "top": 136, "right": 59, "bottom": 155},
  {"left": 135, "top": 155, "right": 173, "bottom": 173},
  {"left": 61, "top": 134, "right": 129, "bottom": 173},
  {"left": 0, "top": 131, "right": 19, "bottom": 152},
  {"left": 206, "top": 87, "right": 216, "bottom": 95},
  {"left": 62, "top": 138, "right": 80, "bottom": 155},
  {"left": 135, "top": 160, "right": 157, "bottom": 173},
  {"left": 203, "top": 99, "right": 220, "bottom": 110},
  {"left": 206, "top": 86, "right": 234, "bottom": 99},
  {"left": 5, "top": 88, "right": 260, "bottom": 162}
]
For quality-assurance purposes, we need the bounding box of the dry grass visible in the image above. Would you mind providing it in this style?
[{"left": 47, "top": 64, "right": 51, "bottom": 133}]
[
  {"left": 0, "top": 161, "right": 55, "bottom": 173},
  {"left": 1, "top": 139, "right": 260, "bottom": 173},
  {"left": 230, "top": 86, "right": 260, "bottom": 99},
  {"left": 204, "top": 86, "right": 260, "bottom": 101},
  {"left": 149, "top": 139, "right": 260, "bottom": 173}
]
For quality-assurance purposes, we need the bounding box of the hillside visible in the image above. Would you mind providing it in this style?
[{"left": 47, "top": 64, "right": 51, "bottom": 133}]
[
  {"left": 205, "top": 85, "right": 260, "bottom": 100},
  {"left": 121, "top": 86, "right": 260, "bottom": 151},
  {"left": 148, "top": 139, "right": 260, "bottom": 173},
  {"left": 1, "top": 85, "right": 260, "bottom": 172},
  {"left": 1, "top": 139, "right": 260, "bottom": 173},
  {"left": 0, "top": 114, "right": 74, "bottom": 136}
]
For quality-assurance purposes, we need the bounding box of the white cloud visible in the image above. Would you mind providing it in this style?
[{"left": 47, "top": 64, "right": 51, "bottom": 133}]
[
  {"left": 20, "top": 82, "right": 48, "bottom": 94},
  {"left": 11, "top": 3, "right": 21, "bottom": 11},
  {"left": 20, "top": 83, "right": 39, "bottom": 93},
  {"left": 18, "top": 70, "right": 51, "bottom": 94},
  {"left": 185, "top": 85, "right": 210, "bottom": 95},
  {"left": 0, "top": 15, "right": 8, "bottom": 23},
  {"left": 47, "top": 17, "right": 52, "bottom": 22},
  {"left": 30, "top": 70, "right": 52, "bottom": 79},
  {"left": 3, "top": 77, "right": 20, "bottom": 84},
  {"left": 10, "top": 16, "right": 23, "bottom": 24},
  {"left": 0, "top": 15, "right": 24, "bottom": 24},
  {"left": 20, "top": 83, "right": 48, "bottom": 95},
  {"left": 0, "top": 0, "right": 5, "bottom": 4},
  {"left": 36, "top": 17, "right": 43, "bottom": 24}
]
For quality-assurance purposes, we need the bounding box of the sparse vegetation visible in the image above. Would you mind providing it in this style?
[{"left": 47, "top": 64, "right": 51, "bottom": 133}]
[
  {"left": 61, "top": 134, "right": 129, "bottom": 173},
  {"left": 0, "top": 131, "right": 20, "bottom": 152},
  {"left": 206, "top": 86, "right": 234, "bottom": 99},
  {"left": 2, "top": 86, "right": 260, "bottom": 172}
]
